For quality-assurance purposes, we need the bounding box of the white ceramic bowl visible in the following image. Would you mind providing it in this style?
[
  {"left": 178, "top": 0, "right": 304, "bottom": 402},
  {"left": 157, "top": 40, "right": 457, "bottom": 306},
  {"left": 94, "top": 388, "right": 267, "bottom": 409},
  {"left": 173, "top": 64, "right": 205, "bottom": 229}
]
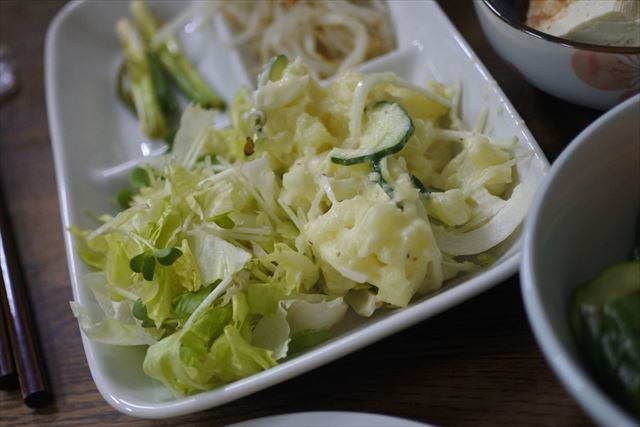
[
  {"left": 475, "top": 0, "right": 640, "bottom": 110},
  {"left": 521, "top": 94, "right": 640, "bottom": 426}
]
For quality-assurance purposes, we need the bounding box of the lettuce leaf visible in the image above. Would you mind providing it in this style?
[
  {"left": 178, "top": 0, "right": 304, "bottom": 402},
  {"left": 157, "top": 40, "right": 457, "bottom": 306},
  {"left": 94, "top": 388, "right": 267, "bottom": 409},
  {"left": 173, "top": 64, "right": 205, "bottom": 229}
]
[
  {"left": 188, "top": 227, "right": 252, "bottom": 285},
  {"left": 251, "top": 294, "right": 347, "bottom": 360},
  {"left": 285, "top": 295, "right": 347, "bottom": 335},
  {"left": 70, "top": 272, "right": 161, "bottom": 345},
  {"left": 172, "top": 104, "right": 216, "bottom": 165},
  {"left": 252, "top": 303, "right": 290, "bottom": 359},
  {"left": 69, "top": 226, "right": 107, "bottom": 270},
  {"left": 143, "top": 301, "right": 277, "bottom": 395},
  {"left": 71, "top": 301, "right": 150, "bottom": 346}
]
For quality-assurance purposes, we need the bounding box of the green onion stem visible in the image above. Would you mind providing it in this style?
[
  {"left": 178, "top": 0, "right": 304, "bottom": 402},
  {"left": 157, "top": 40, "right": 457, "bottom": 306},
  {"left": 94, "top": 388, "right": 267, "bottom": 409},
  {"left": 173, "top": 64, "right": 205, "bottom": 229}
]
[
  {"left": 130, "top": 0, "right": 226, "bottom": 110},
  {"left": 116, "top": 18, "right": 167, "bottom": 138}
]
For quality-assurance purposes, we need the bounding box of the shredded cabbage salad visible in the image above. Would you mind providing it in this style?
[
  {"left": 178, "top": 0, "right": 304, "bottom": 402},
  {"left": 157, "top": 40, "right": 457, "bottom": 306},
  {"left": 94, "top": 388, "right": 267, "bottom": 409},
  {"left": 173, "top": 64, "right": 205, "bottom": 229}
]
[{"left": 71, "top": 57, "right": 535, "bottom": 396}]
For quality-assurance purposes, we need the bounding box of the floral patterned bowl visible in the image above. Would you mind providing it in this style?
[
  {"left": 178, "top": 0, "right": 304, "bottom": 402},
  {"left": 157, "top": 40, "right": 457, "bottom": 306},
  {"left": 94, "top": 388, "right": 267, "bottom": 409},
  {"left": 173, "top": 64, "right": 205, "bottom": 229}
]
[{"left": 475, "top": 0, "right": 640, "bottom": 110}]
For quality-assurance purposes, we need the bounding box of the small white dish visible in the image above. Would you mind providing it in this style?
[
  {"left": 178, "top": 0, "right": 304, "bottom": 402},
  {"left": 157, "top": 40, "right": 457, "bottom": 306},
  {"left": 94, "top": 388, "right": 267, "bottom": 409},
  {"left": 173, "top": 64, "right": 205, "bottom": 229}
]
[
  {"left": 521, "top": 95, "right": 640, "bottom": 426},
  {"left": 46, "top": 0, "right": 548, "bottom": 418},
  {"left": 227, "top": 411, "right": 429, "bottom": 427},
  {"left": 475, "top": 0, "right": 640, "bottom": 110}
]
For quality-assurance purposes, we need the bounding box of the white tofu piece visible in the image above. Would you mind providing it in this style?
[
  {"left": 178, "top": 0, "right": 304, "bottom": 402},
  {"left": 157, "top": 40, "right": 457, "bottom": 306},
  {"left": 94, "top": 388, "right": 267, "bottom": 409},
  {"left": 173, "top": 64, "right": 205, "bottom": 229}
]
[{"left": 526, "top": 0, "right": 640, "bottom": 47}]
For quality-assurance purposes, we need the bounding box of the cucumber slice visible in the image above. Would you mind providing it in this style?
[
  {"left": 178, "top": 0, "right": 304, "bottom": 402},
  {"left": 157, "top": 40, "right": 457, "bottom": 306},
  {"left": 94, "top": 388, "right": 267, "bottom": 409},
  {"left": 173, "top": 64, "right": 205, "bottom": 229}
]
[
  {"left": 570, "top": 261, "right": 640, "bottom": 414},
  {"left": 257, "top": 54, "right": 289, "bottom": 88},
  {"left": 573, "top": 261, "right": 640, "bottom": 307},
  {"left": 371, "top": 161, "right": 394, "bottom": 200},
  {"left": 410, "top": 174, "right": 442, "bottom": 198},
  {"left": 268, "top": 54, "right": 289, "bottom": 82},
  {"left": 331, "top": 101, "right": 414, "bottom": 166}
]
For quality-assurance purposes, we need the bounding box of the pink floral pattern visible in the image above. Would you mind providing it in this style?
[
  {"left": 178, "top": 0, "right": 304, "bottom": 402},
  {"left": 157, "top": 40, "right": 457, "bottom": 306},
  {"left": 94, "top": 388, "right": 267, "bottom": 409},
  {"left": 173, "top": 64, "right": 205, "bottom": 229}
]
[{"left": 571, "top": 51, "right": 640, "bottom": 102}]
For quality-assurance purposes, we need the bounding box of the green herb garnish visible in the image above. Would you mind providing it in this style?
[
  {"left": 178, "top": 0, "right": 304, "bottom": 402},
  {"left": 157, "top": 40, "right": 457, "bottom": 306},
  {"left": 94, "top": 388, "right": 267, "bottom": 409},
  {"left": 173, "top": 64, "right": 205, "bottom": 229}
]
[
  {"left": 132, "top": 298, "right": 155, "bottom": 328},
  {"left": 130, "top": 247, "right": 183, "bottom": 281},
  {"left": 212, "top": 213, "right": 235, "bottom": 229}
]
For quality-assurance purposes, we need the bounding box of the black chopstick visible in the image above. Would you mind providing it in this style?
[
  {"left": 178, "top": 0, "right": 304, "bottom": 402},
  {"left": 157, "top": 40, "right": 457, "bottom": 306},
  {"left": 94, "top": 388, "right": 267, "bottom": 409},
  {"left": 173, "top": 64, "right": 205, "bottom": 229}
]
[
  {"left": 0, "top": 176, "right": 53, "bottom": 408},
  {"left": 0, "top": 276, "right": 18, "bottom": 390}
]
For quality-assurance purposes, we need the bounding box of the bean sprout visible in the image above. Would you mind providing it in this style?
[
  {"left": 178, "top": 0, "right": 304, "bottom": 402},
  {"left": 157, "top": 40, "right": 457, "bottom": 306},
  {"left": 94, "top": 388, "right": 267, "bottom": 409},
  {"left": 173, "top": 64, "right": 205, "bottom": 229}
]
[{"left": 220, "top": 0, "right": 397, "bottom": 80}]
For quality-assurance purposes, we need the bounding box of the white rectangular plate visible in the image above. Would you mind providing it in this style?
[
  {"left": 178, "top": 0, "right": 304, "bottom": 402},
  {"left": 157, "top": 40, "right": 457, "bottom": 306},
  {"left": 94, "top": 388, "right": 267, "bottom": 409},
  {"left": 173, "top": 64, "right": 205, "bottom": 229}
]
[{"left": 46, "top": 0, "right": 548, "bottom": 419}]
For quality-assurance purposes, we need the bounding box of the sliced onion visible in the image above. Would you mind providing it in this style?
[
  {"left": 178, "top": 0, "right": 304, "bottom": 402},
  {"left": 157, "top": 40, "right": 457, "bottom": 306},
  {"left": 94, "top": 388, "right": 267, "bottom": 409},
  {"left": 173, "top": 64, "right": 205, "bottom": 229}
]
[{"left": 434, "top": 159, "right": 544, "bottom": 256}]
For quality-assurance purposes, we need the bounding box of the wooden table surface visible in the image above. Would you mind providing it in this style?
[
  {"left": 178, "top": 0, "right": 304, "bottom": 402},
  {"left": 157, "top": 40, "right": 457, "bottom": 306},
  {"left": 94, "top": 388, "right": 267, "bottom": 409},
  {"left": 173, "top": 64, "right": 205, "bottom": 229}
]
[{"left": 0, "top": 1, "right": 603, "bottom": 426}]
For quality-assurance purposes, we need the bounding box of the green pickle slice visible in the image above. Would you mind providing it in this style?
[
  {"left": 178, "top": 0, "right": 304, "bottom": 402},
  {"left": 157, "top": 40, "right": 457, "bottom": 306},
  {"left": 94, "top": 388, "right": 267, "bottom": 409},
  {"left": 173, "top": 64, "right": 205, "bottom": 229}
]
[{"left": 571, "top": 260, "right": 640, "bottom": 416}]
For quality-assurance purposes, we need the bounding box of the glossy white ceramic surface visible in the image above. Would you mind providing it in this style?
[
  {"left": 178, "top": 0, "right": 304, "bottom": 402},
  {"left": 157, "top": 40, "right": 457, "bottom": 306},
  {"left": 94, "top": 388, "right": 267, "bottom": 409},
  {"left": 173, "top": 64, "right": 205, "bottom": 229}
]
[
  {"left": 522, "top": 95, "right": 640, "bottom": 426},
  {"left": 475, "top": 0, "right": 640, "bottom": 110},
  {"left": 46, "top": 0, "right": 548, "bottom": 418},
  {"left": 227, "top": 411, "right": 429, "bottom": 427}
]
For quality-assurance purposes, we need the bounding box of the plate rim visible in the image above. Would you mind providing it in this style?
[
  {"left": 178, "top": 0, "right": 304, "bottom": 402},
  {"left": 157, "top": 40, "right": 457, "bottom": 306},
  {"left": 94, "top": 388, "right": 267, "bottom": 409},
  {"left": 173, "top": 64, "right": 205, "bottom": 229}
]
[{"left": 226, "top": 411, "right": 429, "bottom": 427}]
